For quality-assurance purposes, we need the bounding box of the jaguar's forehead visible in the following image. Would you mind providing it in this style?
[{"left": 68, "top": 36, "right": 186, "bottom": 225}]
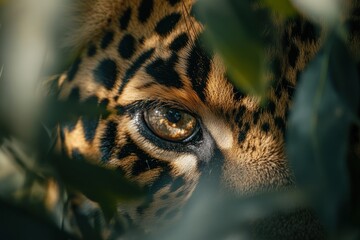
[{"left": 59, "top": 0, "right": 246, "bottom": 115}]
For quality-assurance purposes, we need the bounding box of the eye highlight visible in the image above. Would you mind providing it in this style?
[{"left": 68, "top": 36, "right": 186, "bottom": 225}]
[{"left": 144, "top": 106, "right": 198, "bottom": 142}]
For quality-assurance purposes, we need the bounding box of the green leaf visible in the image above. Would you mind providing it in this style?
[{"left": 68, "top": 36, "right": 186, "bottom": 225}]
[
  {"left": 0, "top": 0, "right": 6, "bottom": 7},
  {"left": 262, "top": 0, "right": 297, "bottom": 17},
  {"left": 194, "top": 0, "right": 269, "bottom": 97},
  {"left": 52, "top": 154, "right": 144, "bottom": 218},
  {"left": 0, "top": 200, "right": 68, "bottom": 240},
  {"left": 327, "top": 35, "right": 360, "bottom": 118},
  {"left": 45, "top": 97, "right": 111, "bottom": 129},
  {"left": 286, "top": 34, "right": 359, "bottom": 229}
]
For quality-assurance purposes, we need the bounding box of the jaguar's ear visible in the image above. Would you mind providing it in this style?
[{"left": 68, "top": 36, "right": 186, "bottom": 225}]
[{"left": 63, "top": 0, "right": 123, "bottom": 49}]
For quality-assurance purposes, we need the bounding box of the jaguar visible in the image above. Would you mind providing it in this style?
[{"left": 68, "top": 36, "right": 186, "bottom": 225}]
[{"left": 49, "top": 0, "right": 359, "bottom": 238}]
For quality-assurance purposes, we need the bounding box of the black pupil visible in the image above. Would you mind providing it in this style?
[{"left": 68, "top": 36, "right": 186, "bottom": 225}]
[{"left": 166, "top": 109, "right": 182, "bottom": 123}]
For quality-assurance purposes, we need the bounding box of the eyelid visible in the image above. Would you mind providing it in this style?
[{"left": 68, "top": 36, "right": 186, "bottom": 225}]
[{"left": 141, "top": 99, "right": 196, "bottom": 116}]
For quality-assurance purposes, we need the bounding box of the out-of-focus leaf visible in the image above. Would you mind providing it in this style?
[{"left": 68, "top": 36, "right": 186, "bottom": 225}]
[
  {"left": 0, "top": 200, "right": 68, "bottom": 240},
  {"left": 0, "top": 138, "right": 67, "bottom": 232},
  {"left": 0, "top": 117, "right": 10, "bottom": 143},
  {"left": 194, "top": 0, "right": 269, "bottom": 97},
  {"left": 291, "top": 0, "right": 342, "bottom": 25},
  {"left": 327, "top": 36, "right": 360, "bottom": 118},
  {"left": 262, "top": 0, "right": 298, "bottom": 17},
  {"left": 149, "top": 181, "right": 319, "bottom": 240},
  {"left": 286, "top": 34, "right": 359, "bottom": 229},
  {"left": 52, "top": 154, "right": 144, "bottom": 218},
  {"left": 46, "top": 98, "right": 111, "bottom": 128},
  {"left": 0, "top": 0, "right": 6, "bottom": 7}
]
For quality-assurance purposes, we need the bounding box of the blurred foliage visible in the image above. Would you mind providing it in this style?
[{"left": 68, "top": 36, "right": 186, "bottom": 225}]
[
  {"left": 262, "top": 0, "right": 297, "bottom": 17},
  {"left": 194, "top": 0, "right": 269, "bottom": 97},
  {"left": 287, "top": 33, "right": 359, "bottom": 230},
  {"left": 0, "top": 0, "right": 359, "bottom": 239}
]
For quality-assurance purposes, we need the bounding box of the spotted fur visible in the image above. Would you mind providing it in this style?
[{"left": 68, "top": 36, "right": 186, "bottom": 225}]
[{"left": 52, "top": 0, "right": 359, "bottom": 237}]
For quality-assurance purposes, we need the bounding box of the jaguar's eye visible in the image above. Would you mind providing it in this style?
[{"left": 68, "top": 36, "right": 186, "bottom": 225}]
[{"left": 144, "top": 106, "right": 197, "bottom": 142}]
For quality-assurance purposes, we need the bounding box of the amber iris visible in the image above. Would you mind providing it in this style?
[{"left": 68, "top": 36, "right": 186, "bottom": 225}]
[{"left": 144, "top": 106, "right": 197, "bottom": 141}]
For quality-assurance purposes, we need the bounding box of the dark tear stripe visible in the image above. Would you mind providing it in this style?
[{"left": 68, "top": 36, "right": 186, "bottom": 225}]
[
  {"left": 117, "top": 136, "right": 171, "bottom": 178},
  {"left": 186, "top": 38, "right": 212, "bottom": 102},
  {"left": 67, "top": 58, "right": 81, "bottom": 82},
  {"left": 100, "top": 31, "right": 115, "bottom": 49},
  {"left": 155, "top": 13, "right": 181, "bottom": 36},
  {"left": 118, "top": 34, "right": 136, "bottom": 59},
  {"left": 119, "top": 7, "right": 132, "bottom": 30},
  {"left": 118, "top": 48, "right": 155, "bottom": 94},
  {"left": 120, "top": 138, "right": 174, "bottom": 198},
  {"left": 169, "top": 33, "right": 189, "bottom": 52},
  {"left": 148, "top": 164, "right": 173, "bottom": 194},
  {"left": 117, "top": 137, "right": 140, "bottom": 160},
  {"left": 93, "top": 59, "right": 118, "bottom": 90},
  {"left": 145, "top": 54, "right": 183, "bottom": 88},
  {"left": 167, "top": 0, "right": 180, "bottom": 6},
  {"left": 121, "top": 138, "right": 173, "bottom": 216},
  {"left": 100, "top": 121, "right": 118, "bottom": 162},
  {"left": 131, "top": 149, "right": 171, "bottom": 177},
  {"left": 138, "top": 0, "right": 153, "bottom": 23}
]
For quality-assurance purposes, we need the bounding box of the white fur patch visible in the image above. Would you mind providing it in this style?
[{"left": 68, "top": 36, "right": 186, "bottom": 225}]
[
  {"left": 202, "top": 113, "right": 233, "bottom": 150},
  {"left": 173, "top": 154, "right": 198, "bottom": 175}
]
